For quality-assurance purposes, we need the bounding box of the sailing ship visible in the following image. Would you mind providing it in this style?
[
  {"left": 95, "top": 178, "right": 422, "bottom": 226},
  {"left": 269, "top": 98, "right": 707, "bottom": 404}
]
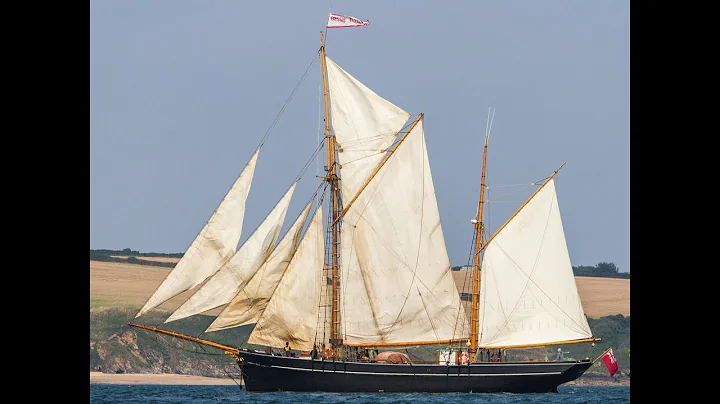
[{"left": 129, "top": 13, "right": 601, "bottom": 393}]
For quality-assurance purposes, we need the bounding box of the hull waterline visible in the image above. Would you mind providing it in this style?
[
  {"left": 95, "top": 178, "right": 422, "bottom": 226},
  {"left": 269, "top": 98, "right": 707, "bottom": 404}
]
[{"left": 236, "top": 350, "right": 592, "bottom": 393}]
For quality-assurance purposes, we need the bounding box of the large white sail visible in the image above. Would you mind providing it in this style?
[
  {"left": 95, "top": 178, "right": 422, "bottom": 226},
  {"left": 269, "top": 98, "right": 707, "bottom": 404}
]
[
  {"left": 478, "top": 178, "right": 592, "bottom": 347},
  {"left": 248, "top": 206, "right": 325, "bottom": 351},
  {"left": 165, "top": 182, "right": 297, "bottom": 322},
  {"left": 325, "top": 56, "right": 411, "bottom": 200},
  {"left": 205, "top": 199, "right": 314, "bottom": 332},
  {"left": 339, "top": 119, "right": 469, "bottom": 345},
  {"left": 135, "top": 148, "right": 260, "bottom": 318}
]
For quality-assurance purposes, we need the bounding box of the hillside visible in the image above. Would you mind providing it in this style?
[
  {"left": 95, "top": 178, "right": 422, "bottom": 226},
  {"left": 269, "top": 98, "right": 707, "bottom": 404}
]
[
  {"left": 90, "top": 259, "right": 630, "bottom": 383},
  {"left": 92, "top": 259, "right": 630, "bottom": 318}
]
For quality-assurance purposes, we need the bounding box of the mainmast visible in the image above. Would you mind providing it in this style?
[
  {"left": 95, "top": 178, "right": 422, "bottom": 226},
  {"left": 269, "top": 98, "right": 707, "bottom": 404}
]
[
  {"left": 319, "top": 32, "right": 341, "bottom": 345},
  {"left": 470, "top": 131, "right": 490, "bottom": 359}
]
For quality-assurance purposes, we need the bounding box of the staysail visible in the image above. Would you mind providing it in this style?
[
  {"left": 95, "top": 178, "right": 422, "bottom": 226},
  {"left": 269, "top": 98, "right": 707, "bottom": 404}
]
[
  {"left": 135, "top": 148, "right": 260, "bottom": 318},
  {"left": 205, "top": 198, "right": 314, "bottom": 332},
  {"left": 165, "top": 182, "right": 297, "bottom": 322},
  {"left": 248, "top": 205, "right": 325, "bottom": 351},
  {"left": 478, "top": 178, "right": 592, "bottom": 347}
]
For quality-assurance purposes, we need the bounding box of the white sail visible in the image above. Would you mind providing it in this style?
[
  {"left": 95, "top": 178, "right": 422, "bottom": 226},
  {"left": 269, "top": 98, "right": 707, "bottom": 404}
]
[
  {"left": 325, "top": 56, "right": 411, "bottom": 200},
  {"left": 205, "top": 199, "right": 314, "bottom": 332},
  {"left": 165, "top": 182, "right": 297, "bottom": 322},
  {"left": 339, "top": 119, "right": 469, "bottom": 345},
  {"left": 478, "top": 178, "right": 592, "bottom": 348},
  {"left": 135, "top": 148, "right": 260, "bottom": 318},
  {"left": 248, "top": 206, "right": 324, "bottom": 351}
]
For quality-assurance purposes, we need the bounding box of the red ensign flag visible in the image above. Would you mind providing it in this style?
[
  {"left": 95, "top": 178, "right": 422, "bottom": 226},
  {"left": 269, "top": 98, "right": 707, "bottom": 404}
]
[
  {"left": 601, "top": 348, "right": 619, "bottom": 376},
  {"left": 327, "top": 13, "right": 370, "bottom": 28}
]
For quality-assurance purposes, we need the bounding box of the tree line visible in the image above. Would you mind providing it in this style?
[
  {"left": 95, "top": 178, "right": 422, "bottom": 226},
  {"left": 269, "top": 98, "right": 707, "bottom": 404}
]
[
  {"left": 92, "top": 249, "right": 629, "bottom": 279},
  {"left": 452, "top": 261, "right": 629, "bottom": 279},
  {"left": 90, "top": 248, "right": 179, "bottom": 268}
]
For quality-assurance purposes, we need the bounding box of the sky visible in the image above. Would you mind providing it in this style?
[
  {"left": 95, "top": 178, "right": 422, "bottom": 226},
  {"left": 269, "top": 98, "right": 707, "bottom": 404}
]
[{"left": 90, "top": 1, "right": 630, "bottom": 273}]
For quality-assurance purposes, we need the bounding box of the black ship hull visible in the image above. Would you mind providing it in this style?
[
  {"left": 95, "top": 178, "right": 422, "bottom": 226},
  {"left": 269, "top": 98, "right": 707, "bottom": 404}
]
[{"left": 236, "top": 350, "right": 593, "bottom": 393}]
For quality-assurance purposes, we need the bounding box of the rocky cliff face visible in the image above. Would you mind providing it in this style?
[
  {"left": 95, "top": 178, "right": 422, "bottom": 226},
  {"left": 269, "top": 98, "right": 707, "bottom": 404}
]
[
  {"left": 90, "top": 329, "right": 240, "bottom": 378},
  {"left": 568, "top": 372, "right": 630, "bottom": 386}
]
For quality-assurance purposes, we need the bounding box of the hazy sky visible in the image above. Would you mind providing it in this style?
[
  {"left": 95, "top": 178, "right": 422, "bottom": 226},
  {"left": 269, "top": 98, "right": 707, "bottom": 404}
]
[{"left": 90, "top": 1, "right": 630, "bottom": 273}]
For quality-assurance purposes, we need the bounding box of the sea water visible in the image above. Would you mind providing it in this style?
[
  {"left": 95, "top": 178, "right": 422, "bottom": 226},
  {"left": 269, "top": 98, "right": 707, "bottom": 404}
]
[{"left": 90, "top": 385, "right": 629, "bottom": 403}]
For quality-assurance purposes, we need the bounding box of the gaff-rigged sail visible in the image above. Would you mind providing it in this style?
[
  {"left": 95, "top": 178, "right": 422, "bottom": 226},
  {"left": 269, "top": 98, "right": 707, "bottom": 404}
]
[
  {"left": 326, "top": 56, "right": 468, "bottom": 345},
  {"left": 165, "top": 182, "right": 297, "bottom": 322},
  {"left": 337, "top": 119, "right": 469, "bottom": 345},
  {"left": 205, "top": 198, "right": 314, "bottom": 332},
  {"left": 478, "top": 178, "right": 592, "bottom": 348},
  {"left": 134, "top": 148, "right": 260, "bottom": 318},
  {"left": 248, "top": 205, "right": 325, "bottom": 351}
]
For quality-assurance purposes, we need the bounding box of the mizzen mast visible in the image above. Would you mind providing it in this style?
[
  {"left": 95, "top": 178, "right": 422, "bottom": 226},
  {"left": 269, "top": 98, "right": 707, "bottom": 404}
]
[
  {"left": 319, "top": 32, "right": 341, "bottom": 345},
  {"left": 470, "top": 129, "right": 489, "bottom": 360},
  {"left": 470, "top": 108, "right": 495, "bottom": 360}
]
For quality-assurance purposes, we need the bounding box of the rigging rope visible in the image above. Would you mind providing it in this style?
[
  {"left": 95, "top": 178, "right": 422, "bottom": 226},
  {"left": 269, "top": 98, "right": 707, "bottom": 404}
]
[{"left": 255, "top": 55, "right": 319, "bottom": 151}]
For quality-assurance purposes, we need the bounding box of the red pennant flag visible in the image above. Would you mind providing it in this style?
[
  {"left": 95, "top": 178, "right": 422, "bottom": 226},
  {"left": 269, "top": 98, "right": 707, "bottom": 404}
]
[
  {"left": 601, "top": 348, "right": 619, "bottom": 376},
  {"left": 327, "top": 13, "right": 370, "bottom": 28}
]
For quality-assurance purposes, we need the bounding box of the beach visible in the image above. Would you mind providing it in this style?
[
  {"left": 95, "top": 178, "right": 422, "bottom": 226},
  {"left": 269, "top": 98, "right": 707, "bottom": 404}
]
[{"left": 90, "top": 372, "right": 241, "bottom": 385}]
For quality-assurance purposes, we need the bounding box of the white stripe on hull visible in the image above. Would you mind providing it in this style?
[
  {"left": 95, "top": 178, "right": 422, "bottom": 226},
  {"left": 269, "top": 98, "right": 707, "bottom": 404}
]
[{"left": 255, "top": 364, "right": 562, "bottom": 377}]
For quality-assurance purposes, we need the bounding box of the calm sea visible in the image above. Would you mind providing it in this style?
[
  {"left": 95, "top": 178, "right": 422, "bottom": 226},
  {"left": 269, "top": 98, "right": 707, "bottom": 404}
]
[{"left": 89, "top": 385, "right": 629, "bottom": 404}]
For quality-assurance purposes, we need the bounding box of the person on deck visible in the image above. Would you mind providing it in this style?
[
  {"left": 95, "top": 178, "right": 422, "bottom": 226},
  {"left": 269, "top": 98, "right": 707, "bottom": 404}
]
[
  {"left": 285, "top": 342, "right": 291, "bottom": 357},
  {"left": 555, "top": 348, "right": 565, "bottom": 361}
]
